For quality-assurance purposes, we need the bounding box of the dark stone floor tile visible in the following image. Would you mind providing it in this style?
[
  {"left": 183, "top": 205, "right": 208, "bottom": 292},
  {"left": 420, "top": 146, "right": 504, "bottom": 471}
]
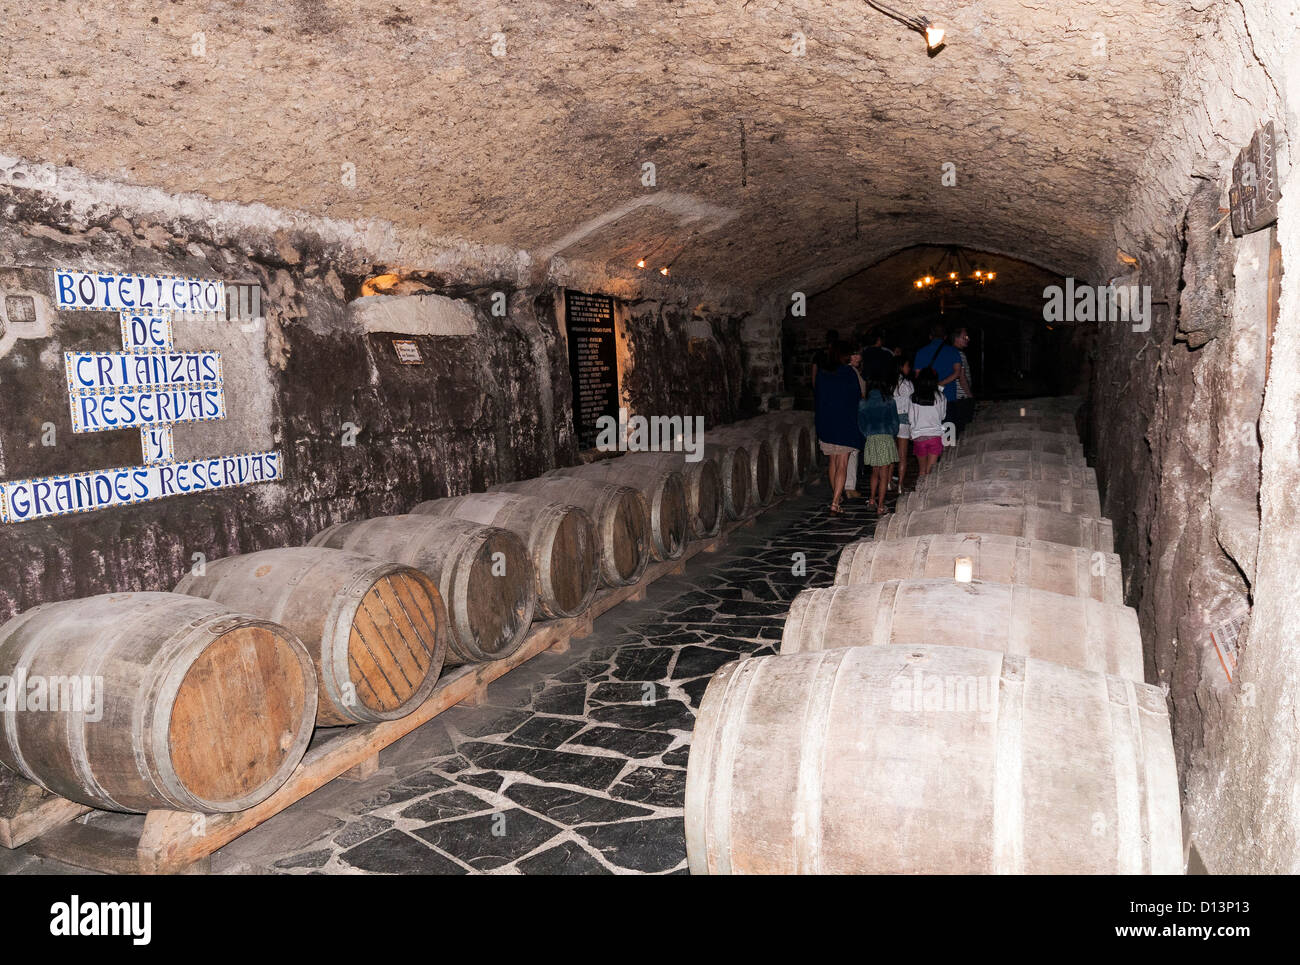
[
  {"left": 671, "top": 645, "right": 736, "bottom": 679},
  {"left": 566, "top": 725, "right": 674, "bottom": 759},
  {"left": 516, "top": 840, "right": 613, "bottom": 875},
  {"left": 457, "top": 771, "right": 505, "bottom": 792},
  {"left": 399, "top": 788, "right": 494, "bottom": 822},
  {"left": 679, "top": 677, "right": 712, "bottom": 708},
  {"left": 610, "top": 647, "right": 673, "bottom": 682},
  {"left": 588, "top": 699, "right": 695, "bottom": 733},
  {"left": 503, "top": 781, "right": 654, "bottom": 825},
  {"left": 506, "top": 715, "right": 588, "bottom": 749},
  {"left": 339, "top": 829, "right": 467, "bottom": 874},
  {"left": 273, "top": 848, "right": 333, "bottom": 870},
  {"left": 554, "top": 660, "right": 612, "bottom": 684},
  {"left": 351, "top": 784, "right": 432, "bottom": 813},
  {"left": 609, "top": 766, "right": 688, "bottom": 809},
  {"left": 661, "top": 745, "right": 690, "bottom": 768},
  {"left": 575, "top": 817, "right": 687, "bottom": 873},
  {"left": 393, "top": 772, "right": 456, "bottom": 793},
  {"left": 411, "top": 808, "right": 561, "bottom": 870},
  {"left": 459, "top": 741, "right": 627, "bottom": 790},
  {"left": 663, "top": 606, "right": 718, "bottom": 623},
  {"left": 531, "top": 683, "right": 588, "bottom": 716},
  {"left": 589, "top": 681, "right": 667, "bottom": 704},
  {"left": 333, "top": 815, "right": 394, "bottom": 849}
]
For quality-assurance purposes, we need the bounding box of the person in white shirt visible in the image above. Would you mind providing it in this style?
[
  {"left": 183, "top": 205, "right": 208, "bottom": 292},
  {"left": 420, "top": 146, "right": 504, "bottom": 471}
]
[
  {"left": 907, "top": 365, "right": 947, "bottom": 480},
  {"left": 891, "top": 356, "right": 914, "bottom": 492}
]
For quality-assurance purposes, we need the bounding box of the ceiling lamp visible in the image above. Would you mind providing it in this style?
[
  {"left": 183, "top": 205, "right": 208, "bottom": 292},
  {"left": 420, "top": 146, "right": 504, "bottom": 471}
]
[
  {"left": 863, "top": 0, "right": 946, "bottom": 54},
  {"left": 912, "top": 248, "right": 996, "bottom": 311}
]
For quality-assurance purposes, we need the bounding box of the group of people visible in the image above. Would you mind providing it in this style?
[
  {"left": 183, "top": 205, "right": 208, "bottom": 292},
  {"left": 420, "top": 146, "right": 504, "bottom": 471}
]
[{"left": 811, "top": 323, "right": 975, "bottom": 515}]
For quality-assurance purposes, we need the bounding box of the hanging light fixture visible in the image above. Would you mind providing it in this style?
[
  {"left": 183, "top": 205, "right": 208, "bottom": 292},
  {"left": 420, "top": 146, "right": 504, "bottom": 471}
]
[
  {"left": 912, "top": 248, "right": 996, "bottom": 312},
  {"left": 863, "top": 0, "right": 946, "bottom": 53}
]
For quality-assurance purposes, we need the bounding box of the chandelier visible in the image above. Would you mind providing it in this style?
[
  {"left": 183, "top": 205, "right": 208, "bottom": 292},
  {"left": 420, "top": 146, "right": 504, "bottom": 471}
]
[{"left": 913, "top": 247, "right": 996, "bottom": 293}]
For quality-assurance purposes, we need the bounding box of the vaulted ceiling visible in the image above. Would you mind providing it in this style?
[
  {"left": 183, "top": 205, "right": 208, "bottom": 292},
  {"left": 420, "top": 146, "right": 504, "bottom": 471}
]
[{"left": 1, "top": 0, "right": 1212, "bottom": 295}]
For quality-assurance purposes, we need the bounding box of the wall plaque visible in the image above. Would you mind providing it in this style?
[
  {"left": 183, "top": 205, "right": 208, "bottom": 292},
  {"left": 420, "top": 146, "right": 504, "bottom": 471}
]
[
  {"left": 564, "top": 290, "right": 619, "bottom": 451},
  {"left": 392, "top": 339, "right": 424, "bottom": 364},
  {"left": 1229, "top": 121, "right": 1279, "bottom": 236}
]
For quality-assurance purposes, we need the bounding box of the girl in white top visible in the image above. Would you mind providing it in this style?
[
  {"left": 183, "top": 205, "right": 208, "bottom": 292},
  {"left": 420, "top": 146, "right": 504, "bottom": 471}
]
[
  {"left": 907, "top": 366, "right": 947, "bottom": 479},
  {"left": 892, "top": 357, "right": 914, "bottom": 492}
]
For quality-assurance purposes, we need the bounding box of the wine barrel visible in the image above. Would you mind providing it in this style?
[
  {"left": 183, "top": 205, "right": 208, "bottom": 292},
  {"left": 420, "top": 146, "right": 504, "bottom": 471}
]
[
  {"left": 955, "top": 432, "right": 1084, "bottom": 459},
  {"left": 836, "top": 534, "right": 1123, "bottom": 604},
  {"left": 0, "top": 592, "right": 317, "bottom": 813},
  {"left": 414, "top": 493, "right": 598, "bottom": 619},
  {"left": 928, "top": 450, "right": 1087, "bottom": 484},
  {"left": 550, "top": 462, "right": 687, "bottom": 561},
  {"left": 898, "top": 478, "right": 1101, "bottom": 516},
  {"left": 712, "top": 427, "right": 776, "bottom": 507},
  {"left": 685, "top": 645, "right": 1181, "bottom": 874},
  {"left": 310, "top": 515, "right": 536, "bottom": 665},
  {"left": 175, "top": 547, "right": 447, "bottom": 725},
  {"left": 964, "top": 416, "right": 1077, "bottom": 438},
  {"left": 703, "top": 441, "right": 753, "bottom": 521},
  {"left": 979, "top": 395, "right": 1082, "bottom": 417},
  {"left": 742, "top": 417, "right": 807, "bottom": 484},
  {"left": 731, "top": 422, "right": 796, "bottom": 495},
  {"left": 876, "top": 503, "right": 1114, "bottom": 552},
  {"left": 780, "top": 579, "right": 1142, "bottom": 681},
  {"left": 495, "top": 478, "right": 649, "bottom": 587},
  {"left": 618, "top": 452, "right": 723, "bottom": 540},
  {"left": 765, "top": 414, "right": 816, "bottom": 480},
  {"left": 916, "top": 460, "right": 1097, "bottom": 491}
]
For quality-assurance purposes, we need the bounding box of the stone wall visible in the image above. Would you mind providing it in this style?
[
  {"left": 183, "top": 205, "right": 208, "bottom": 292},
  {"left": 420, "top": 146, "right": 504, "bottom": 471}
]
[
  {"left": 0, "top": 186, "right": 766, "bottom": 623},
  {"left": 1091, "top": 0, "right": 1300, "bottom": 873}
]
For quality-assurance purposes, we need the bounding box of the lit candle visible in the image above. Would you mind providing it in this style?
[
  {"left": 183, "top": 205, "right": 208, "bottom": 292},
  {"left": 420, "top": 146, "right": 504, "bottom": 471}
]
[{"left": 954, "top": 556, "right": 973, "bottom": 583}]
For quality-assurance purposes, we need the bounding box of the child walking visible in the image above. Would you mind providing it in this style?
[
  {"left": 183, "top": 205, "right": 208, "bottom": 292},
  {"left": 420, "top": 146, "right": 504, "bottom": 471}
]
[
  {"left": 891, "top": 356, "right": 914, "bottom": 492},
  {"left": 908, "top": 367, "right": 947, "bottom": 480},
  {"left": 858, "top": 375, "right": 901, "bottom": 513}
]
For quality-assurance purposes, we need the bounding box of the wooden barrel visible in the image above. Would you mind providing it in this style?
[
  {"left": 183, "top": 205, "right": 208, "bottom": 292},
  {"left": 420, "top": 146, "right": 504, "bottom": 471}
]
[
  {"left": 495, "top": 478, "right": 649, "bottom": 587},
  {"left": 703, "top": 442, "right": 752, "bottom": 521},
  {"left": 550, "top": 462, "right": 687, "bottom": 561},
  {"left": 929, "top": 450, "right": 1087, "bottom": 484},
  {"left": 917, "top": 460, "right": 1097, "bottom": 491},
  {"left": 733, "top": 422, "right": 796, "bottom": 494},
  {"left": 712, "top": 428, "right": 776, "bottom": 507},
  {"left": 836, "top": 534, "right": 1123, "bottom": 604},
  {"left": 0, "top": 591, "right": 317, "bottom": 813},
  {"left": 685, "top": 645, "right": 1182, "bottom": 874},
  {"left": 780, "top": 580, "right": 1142, "bottom": 680},
  {"left": 176, "top": 547, "right": 447, "bottom": 725},
  {"left": 742, "top": 417, "right": 807, "bottom": 484},
  {"left": 876, "top": 503, "right": 1114, "bottom": 552},
  {"left": 965, "top": 416, "right": 1077, "bottom": 438},
  {"left": 955, "top": 432, "right": 1084, "bottom": 459},
  {"left": 979, "top": 395, "right": 1082, "bottom": 417},
  {"left": 618, "top": 452, "right": 723, "bottom": 539},
  {"left": 898, "top": 479, "right": 1101, "bottom": 516},
  {"left": 310, "top": 516, "right": 536, "bottom": 665},
  {"left": 413, "top": 493, "right": 598, "bottom": 619},
  {"left": 766, "top": 415, "right": 816, "bottom": 479}
]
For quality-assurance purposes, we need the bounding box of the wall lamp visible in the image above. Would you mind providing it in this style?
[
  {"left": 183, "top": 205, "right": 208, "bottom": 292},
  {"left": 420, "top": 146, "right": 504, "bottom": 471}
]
[{"left": 864, "top": 0, "right": 946, "bottom": 54}]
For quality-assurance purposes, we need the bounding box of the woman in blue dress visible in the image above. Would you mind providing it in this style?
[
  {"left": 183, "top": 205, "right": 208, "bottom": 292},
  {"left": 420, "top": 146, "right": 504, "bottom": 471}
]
[{"left": 813, "top": 340, "right": 865, "bottom": 514}]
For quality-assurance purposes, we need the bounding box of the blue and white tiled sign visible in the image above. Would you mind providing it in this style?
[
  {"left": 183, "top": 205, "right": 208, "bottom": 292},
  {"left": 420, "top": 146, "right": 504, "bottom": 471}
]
[{"left": 0, "top": 268, "right": 283, "bottom": 524}]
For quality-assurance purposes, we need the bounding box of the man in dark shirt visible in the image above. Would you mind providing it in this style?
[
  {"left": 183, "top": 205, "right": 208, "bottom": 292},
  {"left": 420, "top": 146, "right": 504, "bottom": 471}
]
[{"left": 861, "top": 333, "right": 895, "bottom": 384}]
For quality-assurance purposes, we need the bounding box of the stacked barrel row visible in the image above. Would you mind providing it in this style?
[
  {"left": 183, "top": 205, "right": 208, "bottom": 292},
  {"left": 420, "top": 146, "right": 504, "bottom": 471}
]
[
  {"left": 686, "top": 396, "right": 1185, "bottom": 875},
  {"left": 0, "top": 412, "right": 814, "bottom": 816}
]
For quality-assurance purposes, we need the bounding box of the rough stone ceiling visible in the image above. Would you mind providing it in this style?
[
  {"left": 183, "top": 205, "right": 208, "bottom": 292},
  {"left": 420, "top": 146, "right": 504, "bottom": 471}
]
[{"left": 1, "top": 0, "right": 1212, "bottom": 295}]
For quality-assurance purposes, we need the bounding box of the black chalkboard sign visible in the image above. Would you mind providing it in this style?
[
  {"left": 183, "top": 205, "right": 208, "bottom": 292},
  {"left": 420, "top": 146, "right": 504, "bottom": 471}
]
[{"left": 565, "top": 290, "right": 620, "bottom": 451}]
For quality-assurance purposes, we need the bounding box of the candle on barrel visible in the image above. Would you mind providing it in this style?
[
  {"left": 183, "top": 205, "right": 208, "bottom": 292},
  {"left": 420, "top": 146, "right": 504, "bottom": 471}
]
[{"left": 954, "top": 556, "right": 973, "bottom": 583}]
